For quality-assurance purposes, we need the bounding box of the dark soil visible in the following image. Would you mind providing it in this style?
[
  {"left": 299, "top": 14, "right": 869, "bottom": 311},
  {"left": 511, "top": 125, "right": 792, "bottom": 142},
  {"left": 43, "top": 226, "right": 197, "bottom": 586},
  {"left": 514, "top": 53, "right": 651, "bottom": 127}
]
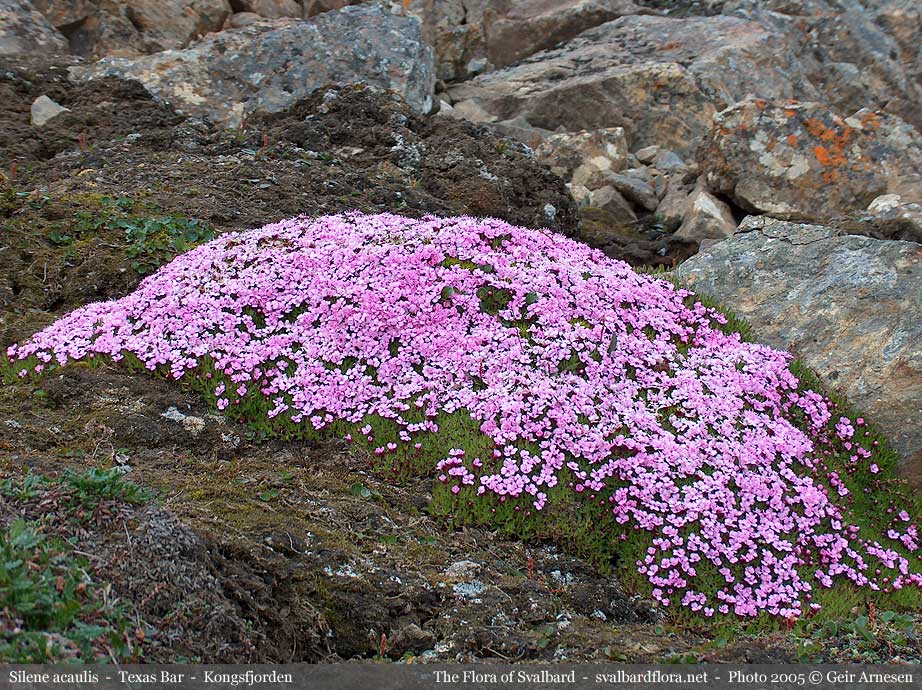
[
  {"left": 0, "top": 56, "right": 183, "bottom": 167},
  {"left": 1, "top": 57, "right": 577, "bottom": 236}
]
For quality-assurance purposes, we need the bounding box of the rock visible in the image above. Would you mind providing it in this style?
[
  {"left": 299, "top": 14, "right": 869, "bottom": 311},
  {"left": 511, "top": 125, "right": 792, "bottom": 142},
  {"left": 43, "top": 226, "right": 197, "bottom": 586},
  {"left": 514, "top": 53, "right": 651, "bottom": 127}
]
[
  {"left": 448, "top": 14, "right": 816, "bottom": 154},
  {"left": 30, "top": 94, "right": 69, "bottom": 126},
  {"left": 404, "top": 0, "right": 490, "bottom": 82},
  {"left": 465, "top": 56, "right": 489, "bottom": 75},
  {"left": 847, "top": 107, "right": 922, "bottom": 202},
  {"left": 534, "top": 128, "right": 629, "bottom": 185},
  {"left": 861, "top": 195, "right": 922, "bottom": 244},
  {"left": 224, "top": 11, "right": 262, "bottom": 28},
  {"left": 866, "top": 3, "right": 922, "bottom": 130},
  {"left": 160, "top": 406, "right": 206, "bottom": 436},
  {"left": 70, "top": 5, "right": 436, "bottom": 128},
  {"left": 650, "top": 171, "right": 668, "bottom": 199},
  {"left": 673, "top": 183, "right": 736, "bottom": 242},
  {"left": 674, "top": 215, "right": 922, "bottom": 479},
  {"left": 651, "top": 149, "right": 686, "bottom": 172},
  {"left": 868, "top": 194, "right": 903, "bottom": 214},
  {"left": 568, "top": 183, "right": 592, "bottom": 205},
  {"left": 0, "top": 0, "right": 68, "bottom": 55},
  {"left": 408, "top": 0, "right": 646, "bottom": 82},
  {"left": 700, "top": 99, "right": 922, "bottom": 222},
  {"left": 482, "top": 0, "right": 646, "bottom": 69},
  {"left": 634, "top": 145, "right": 659, "bottom": 164},
  {"left": 654, "top": 178, "right": 693, "bottom": 230},
  {"left": 302, "top": 0, "right": 358, "bottom": 17},
  {"left": 32, "top": 0, "right": 232, "bottom": 58},
  {"left": 233, "top": 0, "right": 301, "bottom": 18},
  {"left": 595, "top": 172, "right": 659, "bottom": 211},
  {"left": 722, "top": 0, "right": 922, "bottom": 132},
  {"left": 448, "top": 98, "right": 496, "bottom": 124},
  {"left": 486, "top": 115, "right": 554, "bottom": 150},
  {"left": 444, "top": 560, "right": 481, "bottom": 578},
  {"left": 580, "top": 187, "right": 638, "bottom": 245},
  {"left": 28, "top": 0, "right": 91, "bottom": 28},
  {"left": 590, "top": 185, "right": 636, "bottom": 221}
]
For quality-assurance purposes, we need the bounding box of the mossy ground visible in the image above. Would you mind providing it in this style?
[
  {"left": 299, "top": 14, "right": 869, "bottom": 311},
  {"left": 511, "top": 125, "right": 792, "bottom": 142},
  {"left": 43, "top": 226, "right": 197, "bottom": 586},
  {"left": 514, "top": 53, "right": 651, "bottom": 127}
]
[
  {"left": 0, "top": 468, "right": 148, "bottom": 662},
  {"left": 2, "top": 349, "right": 920, "bottom": 663}
]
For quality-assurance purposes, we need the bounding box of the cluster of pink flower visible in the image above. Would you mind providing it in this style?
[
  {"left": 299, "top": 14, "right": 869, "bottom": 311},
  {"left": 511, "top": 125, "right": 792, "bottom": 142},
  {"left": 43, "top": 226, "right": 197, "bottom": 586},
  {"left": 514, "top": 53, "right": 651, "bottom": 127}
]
[{"left": 8, "top": 212, "right": 919, "bottom": 617}]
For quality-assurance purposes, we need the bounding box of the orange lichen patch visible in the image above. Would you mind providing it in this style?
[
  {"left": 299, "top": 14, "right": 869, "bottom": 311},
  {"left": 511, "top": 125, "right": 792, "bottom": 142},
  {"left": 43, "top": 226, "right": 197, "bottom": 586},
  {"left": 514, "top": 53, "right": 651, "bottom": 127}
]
[
  {"left": 787, "top": 134, "right": 799, "bottom": 148},
  {"left": 804, "top": 118, "right": 854, "bottom": 176},
  {"left": 755, "top": 98, "right": 767, "bottom": 110},
  {"left": 859, "top": 111, "right": 881, "bottom": 130},
  {"left": 813, "top": 145, "right": 834, "bottom": 167},
  {"left": 766, "top": 138, "right": 777, "bottom": 152},
  {"left": 814, "top": 146, "right": 846, "bottom": 184},
  {"left": 804, "top": 117, "right": 854, "bottom": 144},
  {"left": 784, "top": 109, "right": 798, "bottom": 118}
]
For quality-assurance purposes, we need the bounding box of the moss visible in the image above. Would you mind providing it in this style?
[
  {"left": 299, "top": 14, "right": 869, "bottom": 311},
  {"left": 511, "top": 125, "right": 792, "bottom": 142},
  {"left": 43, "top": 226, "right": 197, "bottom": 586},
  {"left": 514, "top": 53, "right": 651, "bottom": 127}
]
[{"left": 0, "top": 471, "right": 150, "bottom": 662}]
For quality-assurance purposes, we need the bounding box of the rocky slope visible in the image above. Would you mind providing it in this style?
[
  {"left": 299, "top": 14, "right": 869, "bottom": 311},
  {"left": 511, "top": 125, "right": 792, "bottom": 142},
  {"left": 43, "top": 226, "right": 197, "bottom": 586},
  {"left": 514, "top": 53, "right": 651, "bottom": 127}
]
[{"left": 1, "top": 0, "right": 921, "bottom": 665}]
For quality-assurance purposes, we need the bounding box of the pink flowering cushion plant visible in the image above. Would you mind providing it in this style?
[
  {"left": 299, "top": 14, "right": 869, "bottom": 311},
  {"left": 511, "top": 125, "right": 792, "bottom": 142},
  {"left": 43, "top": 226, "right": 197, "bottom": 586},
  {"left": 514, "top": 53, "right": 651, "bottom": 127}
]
[{"left": 6, "top": 212, "right": 921, "bottom": 621}]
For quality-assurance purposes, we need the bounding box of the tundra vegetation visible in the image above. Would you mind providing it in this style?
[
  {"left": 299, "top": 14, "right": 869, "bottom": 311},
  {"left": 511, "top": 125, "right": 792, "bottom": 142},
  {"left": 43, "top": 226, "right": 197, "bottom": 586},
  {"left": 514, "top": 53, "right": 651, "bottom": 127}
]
[{"left": 6, "top": 212, "right": 920, "bottom": 641}]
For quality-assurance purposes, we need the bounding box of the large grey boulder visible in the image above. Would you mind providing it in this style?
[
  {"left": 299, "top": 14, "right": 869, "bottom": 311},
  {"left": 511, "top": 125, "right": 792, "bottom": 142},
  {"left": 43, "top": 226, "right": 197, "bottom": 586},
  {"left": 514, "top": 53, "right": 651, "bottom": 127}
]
[
  {"left": 70, "top": 5, "right": 435, "bottom": 128},
  {"left": 405, "top": 0, "right": 644, "bottom": 82},
  {"left": 674, "top": 215, "right": 922, "bottom": 479},
  {"left": 0, "top": 0, "right": 68, "bottom": 55},
  {"left": 447, "top": 14, "right": 816, "bottom": 154}
]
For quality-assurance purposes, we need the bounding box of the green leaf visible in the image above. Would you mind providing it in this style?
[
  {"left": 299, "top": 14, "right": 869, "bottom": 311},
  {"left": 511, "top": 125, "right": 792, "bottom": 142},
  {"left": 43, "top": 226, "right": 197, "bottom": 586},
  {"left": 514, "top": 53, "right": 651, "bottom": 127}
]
[
  {"left": 259, "top": 488, "right": 279, "bottom": 502},
  {"left": 349, "top": 482, "right": 372, "bottom": 499}
]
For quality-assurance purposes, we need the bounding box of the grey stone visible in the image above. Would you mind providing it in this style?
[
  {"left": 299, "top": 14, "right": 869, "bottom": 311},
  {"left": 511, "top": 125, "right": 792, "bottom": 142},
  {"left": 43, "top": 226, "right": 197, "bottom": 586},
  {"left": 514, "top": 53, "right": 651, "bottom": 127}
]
[
  {"left": 701, "top": 99, "right": 922, "bottom": 223},
  {"left": 32, "top": 0, "right": 232, "bottom": 58},
  {"left": 654, "top": 177, "right": 693, "bottom": 230},
  {"left": 590, "top": 185, "right": 637, "bottom": 223},
  {"left": 601, "top": 172, "right": 659, "bottom": 211},
  {"left": 233, "top": 0, "right": 300, "bottom": 18},
  {"left": 70, "top": 5, "right": 435, "bottom": 128},
  {"left": 30, "top": 94, "right": 69, "bottom": 127},
  {"left": 674, "top": 215, "right": 922, "bottom": 479},
  {"left": 534, "top": 127, "right": 629, "bottom": 184},
  {"left": 673, "top": 184, "right": 737, "bottom": 242},
  {"left": 448, "top": 14, "right": 816, "bottom": 155},
  {"left": 651, "top": 149, "right": 686, "bottom": 172}
]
